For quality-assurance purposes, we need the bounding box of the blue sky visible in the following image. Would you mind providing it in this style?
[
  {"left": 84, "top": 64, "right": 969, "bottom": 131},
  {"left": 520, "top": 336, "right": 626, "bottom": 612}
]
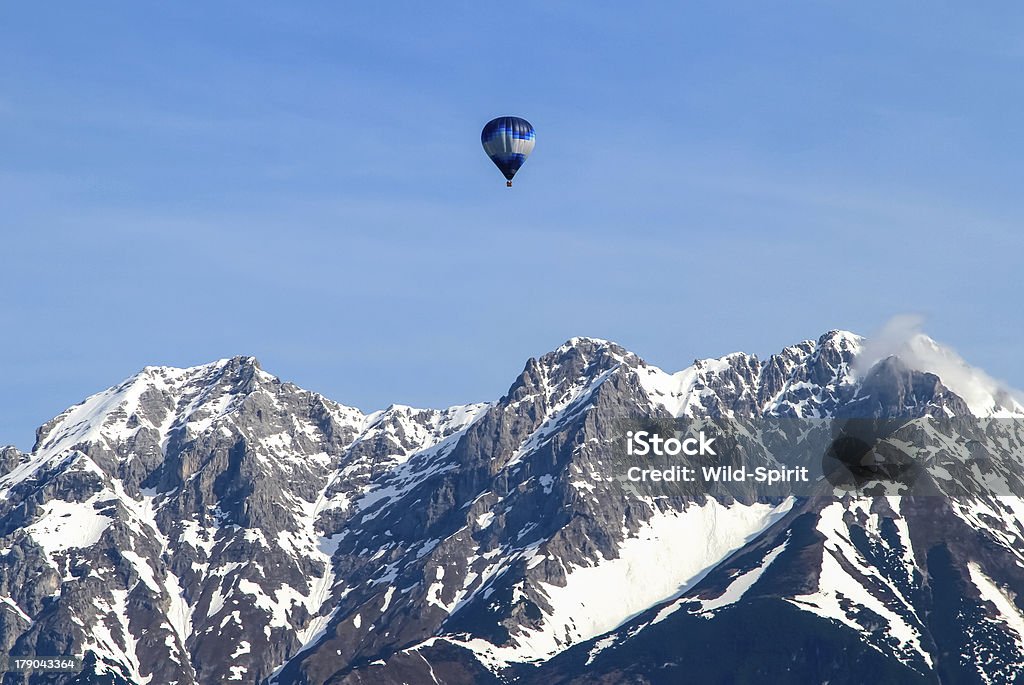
[{"left": 3, "top": 3, "right": 1023, "bottom": 448}]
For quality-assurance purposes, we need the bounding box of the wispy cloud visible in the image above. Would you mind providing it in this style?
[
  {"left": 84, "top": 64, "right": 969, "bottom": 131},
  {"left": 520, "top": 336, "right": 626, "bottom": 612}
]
[{"left": 856, "top": 314, "right": 1024, "bottom": 414}]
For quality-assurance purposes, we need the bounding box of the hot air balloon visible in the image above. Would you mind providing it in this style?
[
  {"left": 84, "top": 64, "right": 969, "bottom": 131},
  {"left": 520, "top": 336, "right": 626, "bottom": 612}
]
[{"left": 481, "top": 116, "right": 535, "bottom": 187}]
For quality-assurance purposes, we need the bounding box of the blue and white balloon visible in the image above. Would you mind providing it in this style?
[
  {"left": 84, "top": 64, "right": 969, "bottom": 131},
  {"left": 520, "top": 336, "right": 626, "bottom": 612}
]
[{"left": 481, "top": 116, "right": 535, "bottom": 187}]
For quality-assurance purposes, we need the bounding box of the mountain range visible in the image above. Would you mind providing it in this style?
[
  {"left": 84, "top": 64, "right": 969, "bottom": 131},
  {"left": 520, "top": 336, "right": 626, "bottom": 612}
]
[{"left": 1, "top": 331, "right": 1023, "bottom": 684}]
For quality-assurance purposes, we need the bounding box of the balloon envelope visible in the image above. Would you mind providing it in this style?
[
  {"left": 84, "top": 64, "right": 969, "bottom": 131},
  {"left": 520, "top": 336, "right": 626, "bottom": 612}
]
[{"left": 481, "top": 116, "right": 535, "bottom": 183}]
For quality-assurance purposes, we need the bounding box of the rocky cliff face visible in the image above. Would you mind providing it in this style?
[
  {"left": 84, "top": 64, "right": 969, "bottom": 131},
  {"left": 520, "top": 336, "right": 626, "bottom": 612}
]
[{"left": 1, "top": 332, "right": 1022, "bottom": 684}]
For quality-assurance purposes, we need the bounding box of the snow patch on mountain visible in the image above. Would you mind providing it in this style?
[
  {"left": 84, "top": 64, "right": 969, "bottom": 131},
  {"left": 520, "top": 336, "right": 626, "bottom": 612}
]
[
  {"left": 455, "top": 497, "right": 793, "bottom": 668},
  {"left": 87, "top": 588, "right": 151, "bottom": 684},
  {"left": 968, "top": 562, "right": 1024, "bottom": 650},
  {"left": 26, "top": 496, "right": 114, "bottom": 556},
  {"left": 787, "top": 500, "right": 931, "bottom": 668},
  {"left": 695, "top": 535, "right": 790, "bottom": 614},
  {"left": 635, "top": 363, "right": 703, "bottom": 417}
]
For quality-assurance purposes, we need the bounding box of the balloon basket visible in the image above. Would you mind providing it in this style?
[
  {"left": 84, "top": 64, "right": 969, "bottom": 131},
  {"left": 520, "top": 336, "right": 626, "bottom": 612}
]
[{"left": 506, "top": 181, "right": 513, "bottom": 187}]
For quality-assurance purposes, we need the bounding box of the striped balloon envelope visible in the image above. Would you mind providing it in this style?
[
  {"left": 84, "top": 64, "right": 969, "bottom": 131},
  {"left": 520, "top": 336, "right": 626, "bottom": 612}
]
[{"left": 481, "top": 116, "right": 535, "bottom": 187}]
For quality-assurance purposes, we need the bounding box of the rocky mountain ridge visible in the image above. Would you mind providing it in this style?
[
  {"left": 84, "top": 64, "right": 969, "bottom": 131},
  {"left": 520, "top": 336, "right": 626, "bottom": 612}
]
[{"left": 1, "top": 331, "right": 1022, "bottom": 684}]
